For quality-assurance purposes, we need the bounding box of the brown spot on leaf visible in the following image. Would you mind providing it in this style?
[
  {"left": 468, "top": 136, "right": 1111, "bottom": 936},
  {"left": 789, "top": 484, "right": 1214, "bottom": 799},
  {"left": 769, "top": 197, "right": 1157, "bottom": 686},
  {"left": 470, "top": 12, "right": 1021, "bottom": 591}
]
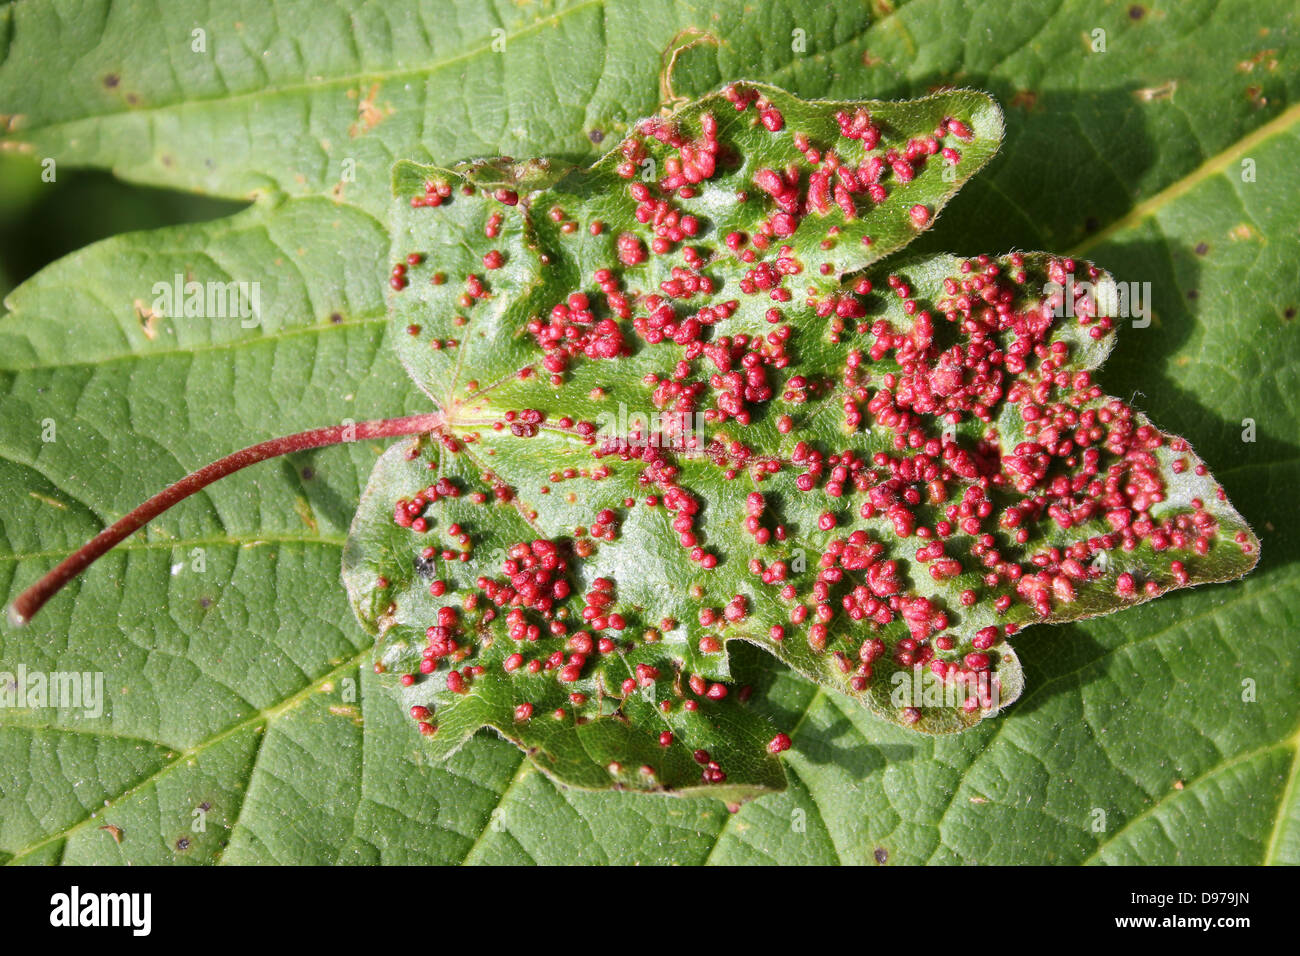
[
  {"left": 293, "top": 496, "right": 318, "bottom": 532},
  {"left": 99, "top": 824, "right": 124, "bottom": 843},
  {"left": 1134, "top": 81, "right": 1177, "bottom": 103},
  {"left": 103, "top": 73, "right": 120, "bottom": 88},
  {"left": 1009, "top": 90, "right": 1038, "bottom": 111},
  {"left": 133, "top": 299, "right": 161, "bottom": 339},
  {"left": 349, "top": 83, "right": 392, "bottom": 137},
  {"left": 1236, "top": 49, "right": 1278, "bottom": 72},
  {"left": 328, "top": 703, "right": 363, "bottom": 725}
]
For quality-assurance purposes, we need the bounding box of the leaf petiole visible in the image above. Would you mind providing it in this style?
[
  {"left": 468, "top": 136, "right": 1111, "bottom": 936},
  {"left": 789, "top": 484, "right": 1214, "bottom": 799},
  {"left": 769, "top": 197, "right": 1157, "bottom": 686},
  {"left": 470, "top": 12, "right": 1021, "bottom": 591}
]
[{"left": 8, "top": 412, "right": 445, "bottom": 626}]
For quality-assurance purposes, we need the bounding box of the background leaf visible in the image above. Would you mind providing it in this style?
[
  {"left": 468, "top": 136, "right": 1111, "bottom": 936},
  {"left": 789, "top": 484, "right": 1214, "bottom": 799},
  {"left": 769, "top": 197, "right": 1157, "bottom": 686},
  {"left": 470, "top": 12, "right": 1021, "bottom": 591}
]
[{"left": 0, "top": 0, "right": 1297, "bottom": 863}]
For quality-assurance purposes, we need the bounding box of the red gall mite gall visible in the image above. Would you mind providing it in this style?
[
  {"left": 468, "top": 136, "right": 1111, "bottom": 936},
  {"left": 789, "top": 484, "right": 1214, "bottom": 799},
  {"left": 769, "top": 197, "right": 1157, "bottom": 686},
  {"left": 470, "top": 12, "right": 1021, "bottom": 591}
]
[
  {"left": 768, "top": 733, "right": 792, "bottom": 754},
  {"left": 945, "top": 117, "right": 974, "bottom": 140},
  {"left": 559, "top": 663, "right": 582, "bottom": 682}
]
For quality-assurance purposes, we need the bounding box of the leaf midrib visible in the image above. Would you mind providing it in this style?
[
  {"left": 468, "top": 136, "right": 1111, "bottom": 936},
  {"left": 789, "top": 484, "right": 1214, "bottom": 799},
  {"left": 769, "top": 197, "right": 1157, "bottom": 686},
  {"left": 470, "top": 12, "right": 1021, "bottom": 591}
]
[
  {"left": 1072, "top": 100, "right": 1300, "bottom": 258},
  {"left": 4, "top": 638, "right": 373, "bottom": 865},
  {"left": 1083, "top": 727, "right": 1300, "bottom": 865}
]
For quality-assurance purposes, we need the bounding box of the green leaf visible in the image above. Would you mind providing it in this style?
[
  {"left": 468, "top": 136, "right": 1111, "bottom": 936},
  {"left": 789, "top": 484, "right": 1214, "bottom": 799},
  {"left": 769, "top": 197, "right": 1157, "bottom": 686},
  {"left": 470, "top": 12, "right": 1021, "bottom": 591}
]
[
  {"left": 1, "top": 0, "right": 1296, "bottom": 863},
  {"left": 343, "top": 83, "right": 1254, "bottom": 797},
  {"left": 343, "top": 441, "right": 788, "bottom": 799}
]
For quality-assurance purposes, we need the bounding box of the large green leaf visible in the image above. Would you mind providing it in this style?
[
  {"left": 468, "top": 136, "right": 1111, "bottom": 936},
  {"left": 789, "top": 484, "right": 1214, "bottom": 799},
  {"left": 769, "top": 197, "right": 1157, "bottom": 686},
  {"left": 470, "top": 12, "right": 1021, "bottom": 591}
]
[{"left": 1, "top": 0, "right": 1297, "bottom": 863}]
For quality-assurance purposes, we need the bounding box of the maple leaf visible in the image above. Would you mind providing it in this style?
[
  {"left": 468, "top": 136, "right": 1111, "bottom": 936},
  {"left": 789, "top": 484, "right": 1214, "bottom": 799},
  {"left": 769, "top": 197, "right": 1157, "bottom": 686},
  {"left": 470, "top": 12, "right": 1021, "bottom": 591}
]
[{"left": 342, "top": 84, "right": 1258, "bottom": 798}]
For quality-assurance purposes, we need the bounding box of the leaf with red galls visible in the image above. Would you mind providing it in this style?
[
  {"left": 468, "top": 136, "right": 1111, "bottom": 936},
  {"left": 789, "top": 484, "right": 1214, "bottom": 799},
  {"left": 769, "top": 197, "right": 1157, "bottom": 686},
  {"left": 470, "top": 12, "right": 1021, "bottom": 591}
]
[{"left": 343, "top": 83, "right": 1258, "bottom": 798}]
